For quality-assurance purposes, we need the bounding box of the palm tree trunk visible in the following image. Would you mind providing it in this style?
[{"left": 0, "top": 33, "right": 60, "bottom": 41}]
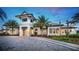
[
  {"left": 66, "top": 20, "right": 69, "bottom": 36},
  {"left": 12, "top": 28, "right": 14, "bottom": 36},
  {"left": 6, "top": 28, "right": 8, "bottom": 34},
  {"left": 60, "top": 28, "right": 61, "bottom": 36},
  {"left": 18, "top": 27, "right": 19, "bottom": 36},
  {"left": 41, "top": 29, "right": 43, "bottom": 37},
  {"left": 59, "top": 22, "right": 61, "bottom": 36}
]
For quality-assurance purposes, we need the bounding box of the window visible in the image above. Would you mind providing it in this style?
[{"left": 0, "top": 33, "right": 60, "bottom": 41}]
[
  {"left": 56, "top": 28, "right": 59, "bottom": 33},
  {"left": 70, "top": 29, "right": 72, "bottom": 32},
  {"left": 35, "top": 29, "right": 38, "bottom": 31},
  {"left": 56, "top": 30, "right": 58, "bottom": 33},
  {"left": 62, "top": 31, "right": 64, "bottom": 33},
  {"left": 22, "top": 27, "right": 27, "bottom": 29},
  {"left": 65, "top": 30, "right": 67, "bottom": 33},
  {"left": 30, "top": 27, "right": 33, "bottom": 29},
  {"left": 30, "top": 19, "right": 33, "bottom": 22},
  {"left": 49, "top": 28, "right": 52, "bottom": 34},
  {"left": 22, "top": 18, "right": 27, "bottom": 22},
  {"left": 52, "top": 29, "right": 56, "bottom": 34},
  {"left": 53, "top": 31, "right": 55, "bottom": 33}
]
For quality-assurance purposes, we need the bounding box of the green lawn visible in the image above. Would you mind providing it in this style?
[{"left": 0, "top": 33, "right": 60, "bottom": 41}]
[{"left": 48, "top": 34, "right": 79, "bottom": 45}]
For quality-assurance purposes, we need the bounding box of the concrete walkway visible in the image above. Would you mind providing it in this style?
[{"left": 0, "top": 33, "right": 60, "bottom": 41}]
[{"left": 0, "top": 36, "right": 79, "bottom": 51}]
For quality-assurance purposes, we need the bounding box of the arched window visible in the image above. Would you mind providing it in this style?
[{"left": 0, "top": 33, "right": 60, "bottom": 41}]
[
  {"left": 70, "top": 29, "right": 72, "bottom": 32},
  {"left": 30, "top": 19, "right": 33, "bottom": 22},
  {"left": 49, "top": 28, "right": 52, "bottom": 34},
  {"left": 30, "top": 27, "right": 33, "bottom": 29},
  {"left": 35, "top": 29, "right": 38, "bottom": 31},
  {"left": 22, "top": 18, "right": 27, "bottom": 22}
]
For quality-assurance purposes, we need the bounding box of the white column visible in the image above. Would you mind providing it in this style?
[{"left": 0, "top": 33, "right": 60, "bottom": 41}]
[
  {"left": 27, "top": 26, "right": 30, "bottom": 36},
  {"left": 19, "top": 26, "right": 23, "bottom": 36},
  {"left": 47, "top": 27, "right": 49, "bottom": 36}
]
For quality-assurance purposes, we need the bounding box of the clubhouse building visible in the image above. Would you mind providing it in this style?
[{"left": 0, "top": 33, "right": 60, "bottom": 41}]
[{"left": 15, "top": 12, "right": 77, "bottom": 36}]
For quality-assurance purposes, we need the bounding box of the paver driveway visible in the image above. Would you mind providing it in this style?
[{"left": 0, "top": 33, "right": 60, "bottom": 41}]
[{"left": 0, "top": 36, "right": 79, "bottom": 51}]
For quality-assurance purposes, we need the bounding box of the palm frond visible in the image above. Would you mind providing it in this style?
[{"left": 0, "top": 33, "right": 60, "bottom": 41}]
[{"left": 0, "top": 8, "right": 7, "bottom": 21}]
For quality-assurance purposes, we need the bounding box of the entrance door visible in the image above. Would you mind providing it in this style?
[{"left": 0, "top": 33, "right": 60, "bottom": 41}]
[
  {"left": 22, "top": 27, "right": 27, "bottom": 36},
  {"left": 23, "top": 29, "right": 26, "bottom": 36},
  {"left": 34, "top": 29, "right": 38, "bottom": 36}
]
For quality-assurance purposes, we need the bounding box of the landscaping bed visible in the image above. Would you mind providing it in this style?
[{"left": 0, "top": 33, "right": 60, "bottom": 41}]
[{"left": 48, "top": 34, "right": 79, "bottom": 45}]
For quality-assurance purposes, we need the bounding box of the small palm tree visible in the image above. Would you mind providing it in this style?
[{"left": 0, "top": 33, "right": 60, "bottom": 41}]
[
  {"left": 34, "top": 16, "right": 51, "bottom": 36},
  {"left": 3, "top": 20, "right": 19, "bottom": 35}
]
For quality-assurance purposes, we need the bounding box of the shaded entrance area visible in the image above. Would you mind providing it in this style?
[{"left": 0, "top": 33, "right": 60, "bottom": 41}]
[
  {"left": 22, "top": 27, "right": 27, "bottom": 36},
  {"left": 34, "top": 29, "right": 38, "bottom": 36},
  {"left": 20, "top": 27, "right": 34, "bottom": 36}
]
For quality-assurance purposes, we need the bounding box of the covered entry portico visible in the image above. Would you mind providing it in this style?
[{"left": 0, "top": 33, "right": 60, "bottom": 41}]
[
  {"left": 19, "top": 25, "right": 33, "bottom": 36},
  {"left": 19, "top": 26, "right": 30, "bottom": 36}
]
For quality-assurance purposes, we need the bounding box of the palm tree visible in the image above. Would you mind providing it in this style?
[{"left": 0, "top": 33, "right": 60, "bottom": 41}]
[
  {"left": 0, "top": 8, "right": 7, "bottom": 33},
  {"left": 66, "top": 13, "right": 79, "bottom": 35},
  {"left": 3, "top": 20, "right": 19, "bottom": 35},
  {"left": 66, "top": 20, "right": 70, "bottom": 36},
  {"left": 68, "top": 12, "right": 79, "bottom": 35},
  {"left": 71, "top": 13, "right": 79, "bottom": 24},
  {"left": 34, "top": 16, "right": 52, "bottom": 36},
  {"left": 59, "top": 21, "right": 62, "bottom": 36},
  {"left": 0, "top": 8, "right": 7, "bottom": 21}
]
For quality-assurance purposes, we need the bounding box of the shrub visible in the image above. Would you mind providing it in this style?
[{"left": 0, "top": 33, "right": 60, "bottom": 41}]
[{"left": 0, "top": 32, "right": 9, "bottom": 36}]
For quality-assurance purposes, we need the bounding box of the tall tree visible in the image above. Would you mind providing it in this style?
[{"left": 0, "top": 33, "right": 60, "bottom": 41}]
[
  {"left": 66, "top": 20, "right": 70, "bottom": 36},
  {"left": 3, "top": 20, "right": 19, "bottom": 35},
  {"left": 71, "top": 13, "right": 79, "bottom": 24},
  {"left": 34, "top": 16, "right": 51, "bottom": 28},
  {"left": 66, "top": 13, "right": 79, "bottom": 35},
  {"left": 34, "top": 16, "right": 52, "bottom": 36}
]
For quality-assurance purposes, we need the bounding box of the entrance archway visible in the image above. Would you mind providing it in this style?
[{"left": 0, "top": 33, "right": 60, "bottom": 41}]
[
  {"left": 34, "top": 29, "right": 38, "bottom": 36},
  {"left": 22, "top": 27, "right": 27, "bottom": 36}
]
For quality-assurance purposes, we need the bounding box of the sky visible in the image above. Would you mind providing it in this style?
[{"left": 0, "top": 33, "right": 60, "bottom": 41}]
[{"left": 0, "top": 7, "right": 79, "bottom": 29}]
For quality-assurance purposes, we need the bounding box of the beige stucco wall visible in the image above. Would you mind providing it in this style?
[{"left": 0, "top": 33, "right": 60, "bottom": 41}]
[
  {"left": 7, "top": 29, "right": 19, "bottom": 35},
  {"left": 19, "top": 29, "right": 30, "bottom": 36},
  {"left": 69, "top": 29, "right": 77, "bottom": 34},
  {"left": 30, "top": 29, "right": 34, "bottom": 35},
  {"left": 33, "top": 27, "right": 41, "bottom": 35},
  {"left": 48, "top": 27, "right": 77, "bottom": 36}
]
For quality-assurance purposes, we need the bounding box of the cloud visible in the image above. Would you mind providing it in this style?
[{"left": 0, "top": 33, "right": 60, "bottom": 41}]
[{"left": 47, "top": 7, "right": 68, "bottom": 15}]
